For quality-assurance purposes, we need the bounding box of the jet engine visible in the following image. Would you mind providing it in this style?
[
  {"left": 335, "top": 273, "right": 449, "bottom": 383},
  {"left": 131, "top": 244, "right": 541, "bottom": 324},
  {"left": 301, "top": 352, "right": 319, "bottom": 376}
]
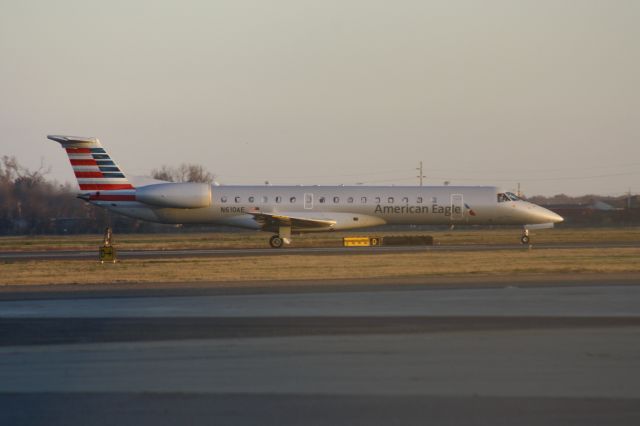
[{"left": 136, "top": 182, "right": 212, "bottom": 209}]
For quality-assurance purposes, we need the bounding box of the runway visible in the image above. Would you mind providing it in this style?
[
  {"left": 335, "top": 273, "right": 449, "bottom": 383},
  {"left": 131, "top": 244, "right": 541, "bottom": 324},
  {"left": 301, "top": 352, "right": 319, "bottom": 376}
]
[
  {"left": 2, "top": 240, "right": 639, "bottom": 260},
  {"left": 1, "top": 278, "right": 640, "bottom": 425}
]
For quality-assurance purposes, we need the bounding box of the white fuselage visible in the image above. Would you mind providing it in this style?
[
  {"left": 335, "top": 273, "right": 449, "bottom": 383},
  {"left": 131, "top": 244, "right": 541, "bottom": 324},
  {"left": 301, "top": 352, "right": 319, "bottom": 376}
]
[{"left": 97, "top": 185, "right": 563, "bottom": 232}]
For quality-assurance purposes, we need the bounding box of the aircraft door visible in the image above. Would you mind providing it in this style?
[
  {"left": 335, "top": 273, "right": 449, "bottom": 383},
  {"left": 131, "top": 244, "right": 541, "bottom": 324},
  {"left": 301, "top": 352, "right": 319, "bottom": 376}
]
[
  {"left": 304, "top": 193, "right": 313, "bottom": 209},
  {"left": 451, "top": 194, "right": 464, "bottom": 221}
]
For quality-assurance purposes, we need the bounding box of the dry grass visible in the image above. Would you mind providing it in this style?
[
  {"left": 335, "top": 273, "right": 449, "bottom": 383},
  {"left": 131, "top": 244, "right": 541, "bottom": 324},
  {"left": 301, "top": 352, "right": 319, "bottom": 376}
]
[
  {"left": 1, "top": 227, "right": 639, "bottom": 252},
  {"left": 1, "top": 248, "right": 639, "bottom": 286}
]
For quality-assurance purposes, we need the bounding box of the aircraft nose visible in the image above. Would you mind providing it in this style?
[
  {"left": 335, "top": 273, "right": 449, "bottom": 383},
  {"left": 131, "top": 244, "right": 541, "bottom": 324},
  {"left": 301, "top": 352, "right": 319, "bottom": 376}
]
[
  {"left": 540, "top": 207, "right": 564, "bottom": 224},
  {"left": 521, "top": 203, "right": 564, "bottom": 224}
]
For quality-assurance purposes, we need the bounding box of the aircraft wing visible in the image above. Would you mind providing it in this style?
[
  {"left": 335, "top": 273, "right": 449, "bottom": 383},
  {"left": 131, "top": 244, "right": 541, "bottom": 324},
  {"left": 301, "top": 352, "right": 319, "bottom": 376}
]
[{"left": 248, "top": 210, "right": 336, "bottom": 231}]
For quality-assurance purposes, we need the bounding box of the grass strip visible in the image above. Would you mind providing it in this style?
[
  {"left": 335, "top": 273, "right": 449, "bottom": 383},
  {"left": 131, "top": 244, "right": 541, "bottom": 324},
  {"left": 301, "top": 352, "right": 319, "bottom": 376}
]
[{"left": 1, "top": 248, "right": 639, "bottom": 286}]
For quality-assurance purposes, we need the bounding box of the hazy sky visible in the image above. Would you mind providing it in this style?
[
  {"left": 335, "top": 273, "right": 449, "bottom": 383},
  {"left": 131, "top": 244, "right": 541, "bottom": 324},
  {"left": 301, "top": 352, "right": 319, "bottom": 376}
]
[{"left": 1, "top": 0, "right": 638, "bottom": 196}]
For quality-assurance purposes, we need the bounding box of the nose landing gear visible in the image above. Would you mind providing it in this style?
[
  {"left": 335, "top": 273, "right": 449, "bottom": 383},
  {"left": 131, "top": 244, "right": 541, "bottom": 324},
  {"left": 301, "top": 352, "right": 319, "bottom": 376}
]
[{"left": 520, "top": 228, "right": 530, "bottom": 245}]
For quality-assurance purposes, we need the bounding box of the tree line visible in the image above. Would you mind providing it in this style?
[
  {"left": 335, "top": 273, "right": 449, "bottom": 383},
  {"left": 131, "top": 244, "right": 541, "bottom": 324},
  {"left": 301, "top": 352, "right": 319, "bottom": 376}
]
[
  {"left": 0, "top": 157, "right": 214, "bottom": 235},
  {"left": 0, "top": 156, "right": 637, "bottom": 235}
]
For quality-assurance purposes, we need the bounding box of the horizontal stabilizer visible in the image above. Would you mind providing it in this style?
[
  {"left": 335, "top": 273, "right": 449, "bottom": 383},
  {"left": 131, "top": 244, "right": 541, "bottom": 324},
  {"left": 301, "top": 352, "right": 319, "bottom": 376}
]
[{"left": 47, "top": 135, "right": 99, "bottom": 145}]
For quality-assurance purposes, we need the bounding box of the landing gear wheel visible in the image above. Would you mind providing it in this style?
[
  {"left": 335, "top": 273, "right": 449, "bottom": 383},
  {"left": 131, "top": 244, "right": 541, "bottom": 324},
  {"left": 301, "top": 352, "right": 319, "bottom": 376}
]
[
  {"left": 269, "top": 235, "right": 284, "bottom": 248},
  {"left": 520, "top": 235, "right": 530, "bottom": 245}
]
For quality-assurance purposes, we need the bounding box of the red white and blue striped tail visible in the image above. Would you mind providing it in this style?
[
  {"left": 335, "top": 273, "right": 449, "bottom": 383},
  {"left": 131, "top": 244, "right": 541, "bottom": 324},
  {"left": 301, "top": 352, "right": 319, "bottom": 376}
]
[{"left": 48, "top": 135, "right": 134, "bottom": 192}]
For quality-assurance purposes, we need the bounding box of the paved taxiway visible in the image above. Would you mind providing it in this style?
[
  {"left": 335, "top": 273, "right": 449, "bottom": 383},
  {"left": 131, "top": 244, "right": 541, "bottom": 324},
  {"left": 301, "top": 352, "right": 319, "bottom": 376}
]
[
  {"left": 1, "top": 278, "right": 640, "bottom": 425},
  {"left": 1, "top": 240, "right": 639, "bottom": 261}
]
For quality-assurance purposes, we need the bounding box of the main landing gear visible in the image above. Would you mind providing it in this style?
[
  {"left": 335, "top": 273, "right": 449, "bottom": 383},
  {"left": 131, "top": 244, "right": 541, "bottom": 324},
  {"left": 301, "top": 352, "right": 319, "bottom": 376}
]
[
  {"left": 269, "top": 235, "right": 284, "bottom": 248},
  {"left": 269, "top": 223, "right": 292, "bottom": 249},
  {"left": 520, "top": 228, "right": 530, "bottom": 245}
]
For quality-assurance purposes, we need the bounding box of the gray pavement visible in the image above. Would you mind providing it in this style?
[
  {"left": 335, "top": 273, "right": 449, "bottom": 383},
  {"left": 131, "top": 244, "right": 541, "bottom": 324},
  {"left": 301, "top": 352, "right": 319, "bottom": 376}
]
[
  {"left": 3, "top": 393, "right": 639, "bottom": 426},
  {"left": 2, "top": 329, "right": 640, "bottom": 397},
  {"left": 1, "top": 284, "right": 639, "bottom": 318},
  {"left": 1, "top": 279, "right": 639, "bottom": 425}
]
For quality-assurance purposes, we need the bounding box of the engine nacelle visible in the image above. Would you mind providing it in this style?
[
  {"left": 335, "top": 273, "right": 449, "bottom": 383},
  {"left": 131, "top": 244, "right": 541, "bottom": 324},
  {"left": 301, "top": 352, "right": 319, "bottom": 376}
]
[{"left": 136, "top": 182, "right": 212, "bottom": 209}]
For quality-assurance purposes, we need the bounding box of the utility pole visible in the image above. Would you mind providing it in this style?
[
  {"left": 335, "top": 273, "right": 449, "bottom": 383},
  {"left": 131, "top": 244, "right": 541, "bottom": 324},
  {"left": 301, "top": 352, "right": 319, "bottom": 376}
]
[
  {"left": 416, "top": 161, "right": 425, "bottom": 186},
  {"left": 517, "top": 183, "right": 521, "bottom": 198}
]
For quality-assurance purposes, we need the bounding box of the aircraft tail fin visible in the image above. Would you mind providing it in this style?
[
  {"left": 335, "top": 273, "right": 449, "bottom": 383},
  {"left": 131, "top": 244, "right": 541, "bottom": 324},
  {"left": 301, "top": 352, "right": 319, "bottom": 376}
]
[{"left": 47, "top": 135, "right": 134, "bottom": 191}]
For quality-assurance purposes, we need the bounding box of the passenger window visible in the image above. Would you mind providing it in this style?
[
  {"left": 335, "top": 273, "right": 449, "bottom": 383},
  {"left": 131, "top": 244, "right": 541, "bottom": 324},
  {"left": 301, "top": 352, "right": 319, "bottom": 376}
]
[
  {"left": 361, "top": 197, "right": 367, "bottom": 203},
  {"left": 432, "top": 197, "right": 437, "bottom": 203},
  {"left": 290, "top": 196, "right": 296, "bottom": 203},
  {"left": 347, "top": 197, "right": 354, "bottom": 203},
  {"left": 417, "top": 196, "right": 423, "bottom": 204},
  {"left": 235, "top": 196, "right": 241, "bottom": 203},
  {"left": 262, "top": 196, "right": 268, "bottom": 203},
  {"left": 275, "top": 196, "right": 281, "bottom": 203},
  {"left": 375, "top": 196, "right": 381, "bottom": 203},
  {"left": 402, "top": 197, "right": 409, "bottom": 203},
  {"left": 333, "top": 196, "right": 340, "bottom": 203},
  {"left": 249, "top": 196, "right": 255, "bottom": 203},
  {"left": 221, "top": 196, "right": 228, "bottom": 203},
  {"left": 319, "top": 196, "right": 326, "bottom": 203},
  {"left": 387, "top": 197, "right": 394, "bottom": 204}
]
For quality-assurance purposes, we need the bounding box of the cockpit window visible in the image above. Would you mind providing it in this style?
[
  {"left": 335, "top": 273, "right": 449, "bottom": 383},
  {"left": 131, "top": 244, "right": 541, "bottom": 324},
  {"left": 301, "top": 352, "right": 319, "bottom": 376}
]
[
  {"left": 498, "top": 192, "right": 521, "bottom": 202},
  {"left": 506, "top": 192, "right": 521, "bottom": 201}
]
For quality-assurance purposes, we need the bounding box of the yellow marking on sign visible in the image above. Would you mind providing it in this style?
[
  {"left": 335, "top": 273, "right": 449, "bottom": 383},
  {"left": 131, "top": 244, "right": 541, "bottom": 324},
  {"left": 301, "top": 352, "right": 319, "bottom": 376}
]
[{"left": 343, "top": 237, "right": 380, "bottom": 247}]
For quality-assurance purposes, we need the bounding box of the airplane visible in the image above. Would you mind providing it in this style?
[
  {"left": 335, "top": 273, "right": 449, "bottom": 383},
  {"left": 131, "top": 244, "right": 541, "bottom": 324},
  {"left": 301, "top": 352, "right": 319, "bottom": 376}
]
[{"left": 48, "top": 135, "right": 564, "bottom": 248}]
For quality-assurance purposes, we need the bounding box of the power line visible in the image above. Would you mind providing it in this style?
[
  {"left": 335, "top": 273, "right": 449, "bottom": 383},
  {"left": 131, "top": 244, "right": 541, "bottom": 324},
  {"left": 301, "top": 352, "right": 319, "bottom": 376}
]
[
  {"left": 354, "top": 171, "right": 640, "bottom": 185},
  {"left": 218, "top": 168, "right": 409, "bottom": 180},
  {"left": 421, "top": 162, "right": 640, "bottom": 175},
  {"left": 213, "top": 163, "right": 640, "bottom": 187},
  {"left": 425, "top": 171, "right": 640, "bottom": 183},
  {"left": 219, "top": 163, "right": 640, "bottom": 182}
]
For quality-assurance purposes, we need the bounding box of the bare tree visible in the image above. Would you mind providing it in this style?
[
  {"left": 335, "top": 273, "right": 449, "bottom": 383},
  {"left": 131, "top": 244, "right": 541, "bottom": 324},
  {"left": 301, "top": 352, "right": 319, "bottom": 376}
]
[
  {"left": 0, "top": 157, "right": 218, "bottom": 235},
  {"left": 0, "top": 156, "right": 56, "bottom": 233},
  {"left": 151, "top": 163, "right": 215, "bottom": 184},
  {"left": 150, "top": 165, "right": 175, "bottom": 182}
]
